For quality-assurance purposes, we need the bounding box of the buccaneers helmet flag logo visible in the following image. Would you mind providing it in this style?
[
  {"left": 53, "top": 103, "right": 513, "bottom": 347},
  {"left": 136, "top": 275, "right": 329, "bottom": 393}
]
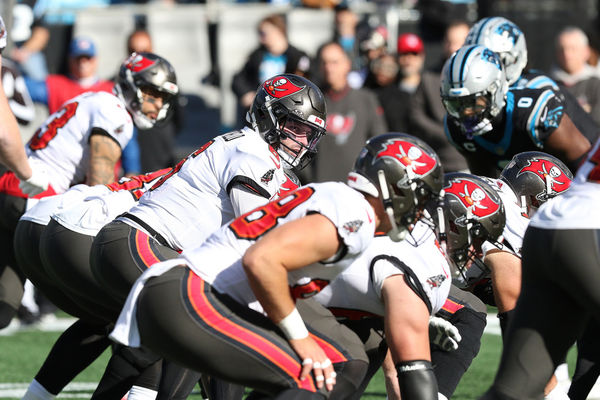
[
  {"left": 444, "top": 179, "right": 501, "bottom": 218},
  {"left": 125, "top": 54, "right": 156, "bottom": 73},
  {"left": 376, "top": 140, "right": 437, "bottom": 176},
  {"left": 517, "top": 159, "right": 571, "bottom": 194},
  {"left": 263, "top": 77, "right": 304, "bottom": 99}
]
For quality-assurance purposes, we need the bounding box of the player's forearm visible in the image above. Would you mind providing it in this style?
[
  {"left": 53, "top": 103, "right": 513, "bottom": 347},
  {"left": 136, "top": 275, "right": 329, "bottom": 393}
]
[{"left": 243, "top": 247, "right": 296, "bottom": 323}]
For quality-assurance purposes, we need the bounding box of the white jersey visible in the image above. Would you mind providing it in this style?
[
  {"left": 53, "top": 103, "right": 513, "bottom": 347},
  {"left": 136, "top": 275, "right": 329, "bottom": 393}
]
[
  {"left": 480, "top": 178, "right": 530, "bottom": 257},
  {"left": 313, "top": 221, "right": 451, "bottom": 318},
  {"left": 531, "top": 138, "right": 600, "bottom": 230},
  {"left": 123, "top": 127, "right": 297, "bottom": 251},
  {"left": 112, "top": 182, "right": 377, "bottom": 346},
  {"left": 25, "top": 91, "right": 134, "bottom": 193},
  {"left": 19, "top": 170, "right": 169, "bottom": 236}
]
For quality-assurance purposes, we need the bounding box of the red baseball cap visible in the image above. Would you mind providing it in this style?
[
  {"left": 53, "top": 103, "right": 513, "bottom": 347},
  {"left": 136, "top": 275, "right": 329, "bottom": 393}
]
[{"left": 397, "top": 33, "right": 424, "bottom": 54}]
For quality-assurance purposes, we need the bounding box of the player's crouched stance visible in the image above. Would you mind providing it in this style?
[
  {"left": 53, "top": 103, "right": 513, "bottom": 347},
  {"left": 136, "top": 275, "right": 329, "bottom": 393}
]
[{"left": 109, "top": 133, "right": 444, "bottom": 399}]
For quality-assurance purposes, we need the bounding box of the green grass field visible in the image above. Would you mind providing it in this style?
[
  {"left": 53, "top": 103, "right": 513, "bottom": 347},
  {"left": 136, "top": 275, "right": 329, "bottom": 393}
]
[{"left": 0, "top": 319, "right": 576, "bottom": 399}]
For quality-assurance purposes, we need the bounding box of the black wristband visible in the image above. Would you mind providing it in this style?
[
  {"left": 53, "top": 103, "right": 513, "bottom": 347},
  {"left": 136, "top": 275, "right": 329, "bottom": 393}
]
[{"left": 396, "top": 359, "right": 438, "bottom": 400}]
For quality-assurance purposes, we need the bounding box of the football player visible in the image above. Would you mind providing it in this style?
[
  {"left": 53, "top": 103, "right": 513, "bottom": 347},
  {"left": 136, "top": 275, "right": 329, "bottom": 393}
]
[
  {"left": 312, "top": 150, "right": 452, "bottom": 399},
  {"left": 0, "top": 50, "right": 178, "bottom": 331},
  {"left": 21, "top": 74, "right": 325, "bottom": 400},
  {"left": 108, "top": 132, "right": 444, "bottom": 399},
  {"left": 440, "top": 155, "right": 573, "bottom": 400},
  {"left": 441, "top": 44, "right": 592, "bottom": 178},
  {"left": 464, "top": 16, "right": 599, "bottom": 147},
  {"left": 480, "top": 132, "right": 600, "bottom": 400}
]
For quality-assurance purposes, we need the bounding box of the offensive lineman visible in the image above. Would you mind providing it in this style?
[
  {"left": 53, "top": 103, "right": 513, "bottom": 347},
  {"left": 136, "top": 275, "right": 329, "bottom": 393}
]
[
  {"left": 0, "top": 50, "right": 179, "bottom": 330},
  {"left": 109, "top": 133, "right": 444, "bottom": 400},
  {"left": 480, "top": 133, "right": 600, "bottom": 400}
]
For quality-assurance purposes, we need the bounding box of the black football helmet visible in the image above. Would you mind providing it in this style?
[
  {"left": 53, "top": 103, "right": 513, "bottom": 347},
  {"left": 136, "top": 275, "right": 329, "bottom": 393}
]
[
  {"left": 500, "top": 151, "right": 573, "bottom": 216},
  {"left": 247, "top": 74, "right": 327, "bottom": 171},
  {"left": 347, "top": 133, "right": 444, "bottom": 242},
  {"left": 114, "top": 52, "right": 179, "bottom": 129},
  {"left": 442, "top": 173, "right": 506, "bottom": 287}
]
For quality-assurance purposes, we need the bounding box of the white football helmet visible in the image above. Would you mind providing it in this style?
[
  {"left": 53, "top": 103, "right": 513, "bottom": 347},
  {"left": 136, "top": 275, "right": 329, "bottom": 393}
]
[
  {"left": 465, "top": 17, "right": 528, "bottom": 86},
  {"left": 441, "top": 44, "right": 509, "bottom": 137}
]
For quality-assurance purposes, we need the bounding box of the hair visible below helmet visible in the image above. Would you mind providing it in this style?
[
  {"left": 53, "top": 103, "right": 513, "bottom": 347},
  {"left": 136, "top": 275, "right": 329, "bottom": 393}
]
[
  {"left": 500, "top": 151, "right": 573, "bottom": 216},
  {"left": 443, "top": 172, "right": 505, "bottom": 286},
  {"left": 114, "top": 52, "right": 179, "bottom": 129},
  {"left": 347, "top": 133, "right": 444, "bottom": 242},
  {"left": 247, "top": 74, "right": 327, "bottom": 171},
  {"left": 441, "top": 44, "right": 509, "bottom": 137},
  {"left": 465, "top": 17, "right": 528, "bottom": 86}
]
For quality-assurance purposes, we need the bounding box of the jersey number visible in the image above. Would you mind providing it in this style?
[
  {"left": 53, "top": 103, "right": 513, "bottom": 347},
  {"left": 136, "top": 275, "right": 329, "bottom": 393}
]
[
  {"left": 29, "top": 102, "right": 79, "bottom": 150},
  {"left": 149, "top": 140, "right": 215, "bottom": 191},
  {"left": 229, "top": 186, "right": 315, "bottom": 240}
]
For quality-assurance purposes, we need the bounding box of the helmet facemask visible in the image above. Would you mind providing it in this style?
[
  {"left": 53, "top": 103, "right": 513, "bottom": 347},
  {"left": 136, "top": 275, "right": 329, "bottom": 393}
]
[
  {"left": 446, "top": 208, "right": 500, "bottom": 288},
  {"left": 115, "top": 52, "right": 179, "bottom": 130},
  {"left": 262, "top": 102, "right": 325, "bottom": 171},
  {"left": 442, "top": 93, "right": 495, "bottom": 137},
  {"left": 248, "top": 74, "right": 327, "bottom": 172}
]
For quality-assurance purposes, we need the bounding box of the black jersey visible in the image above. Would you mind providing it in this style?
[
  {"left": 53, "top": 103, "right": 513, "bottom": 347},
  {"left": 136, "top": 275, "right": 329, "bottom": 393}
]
[
  {"left": 445, "top": 87, "right": 565, "bottom": 176},
  {"left": 515, "top": 69, "right": 600, "bottom": 145}
]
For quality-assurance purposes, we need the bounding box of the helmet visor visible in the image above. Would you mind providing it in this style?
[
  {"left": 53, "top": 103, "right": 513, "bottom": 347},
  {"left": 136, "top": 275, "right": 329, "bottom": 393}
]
[{"left": 442, "top": 94, "right": 490, "bottom": 120}]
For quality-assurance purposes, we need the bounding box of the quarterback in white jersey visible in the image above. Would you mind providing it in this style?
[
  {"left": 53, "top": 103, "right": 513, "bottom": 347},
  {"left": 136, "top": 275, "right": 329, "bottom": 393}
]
[
  {"left": 111, "top": 133, "right": 444, "bottom": 399},
  {"left": 0, "top": 51, "right": 178, "bottom": 330},
  {"left": 89, "top": 74, "right": 326, "bottom": 306},
  {"left": 481, "top": 144, "right": 600, "bottom": 398}
]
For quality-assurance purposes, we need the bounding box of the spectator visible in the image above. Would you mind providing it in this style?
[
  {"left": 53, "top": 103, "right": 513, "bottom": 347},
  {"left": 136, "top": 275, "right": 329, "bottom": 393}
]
[
  {"left": 356, "top": 25, "right": 389, "bottom": 88},
  {"left": 396, "top": 32, "right": 425, "bottom": 94},
  {"left": 550, "top": 26, "right": 600, "bottom": 126},
  {"left": 9, "top": 0, "right": 50, "bottom": 80},
  {"left": 365, "top": 53, "right": 412, "bottom": 133},
  {"left": 331, "top": 3, "right": 373, "bottom": 88},
  {"left": 409, "top": 20, "right": 470, "bottom": 173},
  {"left": 303, "top": 41, "right": 387, "bottom": 183},
  {"left": 232, "top": 13, "right": 311, "bottom": 126},
  {"left": 25, "top": 36, "right": 114, "bottom": 114}
]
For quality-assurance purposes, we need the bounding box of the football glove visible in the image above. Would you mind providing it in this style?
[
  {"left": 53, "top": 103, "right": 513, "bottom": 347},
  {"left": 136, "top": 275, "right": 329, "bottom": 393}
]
[
  {"left": 19, "top": 165, "right": 50, "bottom": 196},
  {"left": 429, "top": 316, "right": 461, "bottom": 352}
]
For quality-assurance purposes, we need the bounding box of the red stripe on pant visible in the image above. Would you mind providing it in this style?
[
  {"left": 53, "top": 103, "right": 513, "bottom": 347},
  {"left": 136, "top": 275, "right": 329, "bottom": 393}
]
[
  {"left": 186, "top": 273, "right": 317, "bottom": 392},
  {"left": 134, "top": 230, "right": 162, "bottom": 268}
]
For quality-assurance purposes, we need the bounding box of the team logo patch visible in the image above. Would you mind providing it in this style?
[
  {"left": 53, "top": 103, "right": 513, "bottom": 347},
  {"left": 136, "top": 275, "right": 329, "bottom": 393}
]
[
  {"left": 125, "top": 53, "right": 156, "bottom": 73},
  {"left": 263, "top": 76, "right": 304, "bottom": 99},
  {"left": 308, "top": 114, "right": 325, "bottom": 128},
  {"left": 481, "top": 48, "right": 502, "bottom": 71},
  {"left": 495, "top": 22, "right": 521, "bottom": 45},
  {"left": 517, "top": 158, "right": 571, "bottom": 195},
  {"left": 444, "top": 178, "right": 501, "bottom": 218},
  {"left": 261, "top": 169, "right": 275, "bottom": 184},
  {"left": 343, "top": 220, "right": 364, "bottom": 234},
  {"left": 114, "top": 125, "right": 124, "bottom": 134},
  {"left": 375, "top": 139, "right": 437, "bottom": 178},
  {"left": 427, "top": 274, "right": 447, "bottom": 289}
]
